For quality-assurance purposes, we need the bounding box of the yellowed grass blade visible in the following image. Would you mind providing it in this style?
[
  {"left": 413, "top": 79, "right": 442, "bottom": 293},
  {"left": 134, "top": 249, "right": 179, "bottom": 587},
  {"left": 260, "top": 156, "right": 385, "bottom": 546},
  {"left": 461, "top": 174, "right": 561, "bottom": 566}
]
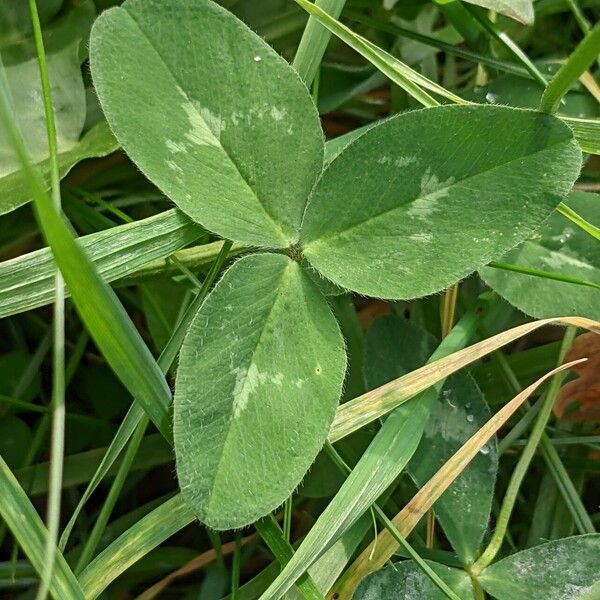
[
  {"left": 329, "top": 316, "right": 600, "bottom": 442},
  {"left": 579, "top": 70, "right": 600, "bottom": 104},
  {"left": 330, "top": 358, "right": 588, "bottom": 599},
  {"left": 135, "top": 532, "right": 258, "bottom": 600}
]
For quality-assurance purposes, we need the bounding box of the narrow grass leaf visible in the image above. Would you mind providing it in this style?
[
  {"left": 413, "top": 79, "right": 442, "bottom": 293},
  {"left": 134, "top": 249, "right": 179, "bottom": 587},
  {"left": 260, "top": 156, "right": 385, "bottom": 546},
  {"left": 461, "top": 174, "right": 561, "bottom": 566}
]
[
  {"left": 254, "top": 516, "right": 324, "bottom": 600},
  {"left": 0, "top": 456, "right": 84, "bottom": 600},
  {"left": 295, "top": 0, "right": 468, "bottom": 107},
  {"left": 561, "top": 116, "right": 600, "bottom": 155},
  {"left": 174, "top": 253, "right": 346, "bottom": 529},
  {"left": 301, "top": 105, "right": 582, "bottom": 300},
  {"left": 0, "top": 208, "right": 202, "bottom": 318},
  {"left": 293, "top": 0, "right": 346, "bottom": 85},
  {"left": 540, "top": 23, "right": 600, "bottom": 114},
  {"left": 78, "top": 495, "right": 194, "bottom": 600},
  {"left": 479, "top": 535, "right": 600, "bottom": 599},
  {"left": 90, "top": 0, "right": 323, "bottom": 248},
  {"left": 0, "top": 74, "right": 173, "bottom": 440},
  {"left": 334, "top": 359, "right": 585, "bottom": 598},
  {"left": 331, "top": 316, "right": 600, "bottom": 441}
]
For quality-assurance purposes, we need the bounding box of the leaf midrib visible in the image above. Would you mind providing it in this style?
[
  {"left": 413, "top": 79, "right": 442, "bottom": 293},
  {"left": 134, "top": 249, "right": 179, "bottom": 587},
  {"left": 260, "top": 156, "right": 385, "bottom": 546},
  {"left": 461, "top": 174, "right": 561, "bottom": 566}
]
[
  {"left": 203, "top": 256, "right": 295, "bottom": 522},
  {"left": 302, "top": 130, "right": 575, "bottom": 248}
]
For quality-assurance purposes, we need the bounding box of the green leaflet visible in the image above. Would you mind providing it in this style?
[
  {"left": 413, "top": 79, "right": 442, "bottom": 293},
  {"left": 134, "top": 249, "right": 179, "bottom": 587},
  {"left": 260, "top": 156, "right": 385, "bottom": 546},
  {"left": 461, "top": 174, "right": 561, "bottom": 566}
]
[
  {"left": 481, "top": 191, "right": 600, "bottom": 320},
  {"left": 479, "top": 535, "right": 600, "bottom": 599},
  {"left": 0, "top": 121, "right": 118, "bottom": 215},
  {"left": 364, "top": 315, "right": 497, "bottom": 565},
  {"left": 301, "top": 105, "right": 582, "bottom": 299},
  {"left": 174, "top": 253, "right": 346, "bottom": 530},
  {"left": 460, "top": 0, "right": 534, "bottom": 25},
  {"left": 354, "top": 562, "right": 474, "bottom": 600},
  {"left": 90, "top": 0, "right": 323, "bottom": 248},
  {"left": 0, "top": 41, "right": 85, "bottom": 177}
]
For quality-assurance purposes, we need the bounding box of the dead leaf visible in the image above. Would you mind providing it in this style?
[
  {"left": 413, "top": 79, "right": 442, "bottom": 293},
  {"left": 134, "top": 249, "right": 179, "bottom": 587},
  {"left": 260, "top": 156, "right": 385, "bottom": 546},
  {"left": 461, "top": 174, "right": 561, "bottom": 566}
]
[{"left": 555, "top": 332, "right": 600, "bottom": 422}]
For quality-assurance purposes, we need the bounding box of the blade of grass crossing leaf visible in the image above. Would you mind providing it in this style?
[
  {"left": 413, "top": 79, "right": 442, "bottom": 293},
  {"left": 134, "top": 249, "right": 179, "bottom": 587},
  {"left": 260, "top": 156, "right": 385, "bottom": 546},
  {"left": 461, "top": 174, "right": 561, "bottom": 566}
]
[
  {"left": 78, "top": 495, "right": 194, "bottom": 600},
  {"left": 325, "top": 444, "right": 461, "bottom": 600},
  {"left": 26, "top": 2, "right": 65, "bottom": 597},
  {"left": 0, "top": 457, "right": 84, "bottom": 599},
  {"left": 488, "top": 260, "right": 600, "bottom": 291},
  {"left": 560, "top": 116, "right": 600, "bottom": 155},
  {"left": 540, "top": 23, "right": 600, "bottom": 114},
  {"left": 463, "top": 3, "right": 548, "bottom": 87},
  {"left": 0, "top": 73, "right": 172, "bottom": 440},
  {"left": 0, "top": 209, "right": 203, "bottom": 319},
  {"left": 329, "top": 316, "right": 600, "bottom": 441},
  {"left": 73, "top": 416, "right": 149, "bottom": 574},
  {"left": 254, "top": 516, "right": 324, "bottom": 600},
  {"left": 345, "top": 11, "right": 531, "bottom": 78},
  {"left": 558, "top": 201, "right": 600, "bottom": 241},
  {"left": 335, "top": 358, "right": 587, "bottom": 598},
  {"left": 58, "top": 240, "right": 234, "bottom": 553},
  {"left": 293, "top": 0, "right": 346, "bottom": 86},
  {"left": 294, "top": 0, "right": 464, "bottom": 107},
  {"left": 261, "top": 296, "right": 492, "bottom": 600},
  {"left": 472, "top": 327, "right": 579, "bottom": 573}
]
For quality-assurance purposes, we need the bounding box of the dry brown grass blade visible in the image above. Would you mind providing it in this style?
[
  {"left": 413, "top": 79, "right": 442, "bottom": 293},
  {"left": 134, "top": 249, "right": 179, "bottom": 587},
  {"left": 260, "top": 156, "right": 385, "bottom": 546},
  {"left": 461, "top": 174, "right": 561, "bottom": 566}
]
[
  {"left": 135, "top": 532, "right": 257, "bottom": 600},
  {"left": 329, "top": 316, "right": 600, "bottom": 443},
  {"left": 579, "top": 70, "right": 600, "bottom": 104},
  {"left": 330, "top": 358, "right": 588, "bottom": 599}
]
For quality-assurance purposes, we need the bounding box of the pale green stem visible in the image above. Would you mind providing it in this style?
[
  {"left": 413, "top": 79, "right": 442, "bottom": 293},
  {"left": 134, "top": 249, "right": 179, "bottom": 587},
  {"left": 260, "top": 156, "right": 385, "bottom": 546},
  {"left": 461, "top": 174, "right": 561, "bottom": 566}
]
[
  {"left": 558, "top": 201, "right": 600, "bottom": 242},
  {"left": 472, "top": 326, "right": 578, "bottom": 574},
  {"left": 540, "top": 23, "right": 600, "bottom": 113},
  {"left": 26, "top": 1, "right": 65, "bottom": 598}
]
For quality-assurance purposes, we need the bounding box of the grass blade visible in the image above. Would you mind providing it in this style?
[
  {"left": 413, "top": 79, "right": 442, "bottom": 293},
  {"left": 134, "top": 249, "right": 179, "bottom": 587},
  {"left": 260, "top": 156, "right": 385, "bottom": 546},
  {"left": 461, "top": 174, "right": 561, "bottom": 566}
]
[
  {"left": 254, "top": 516, "right": 324, "bottom": 600},
  {"left": 0, "top": 209, "right": 202, "bottom": 318},
  {"left": 294, "top": 0, "right": 469, "bottom": 107},
  {"left": 293, "top": 0, "right": 346, "bottom": 85},
  {"left": 540, "top": 23, "right": 600, "bottom": 113},
  {"left": 0, "top": 456, "right": 84, "bottom": 600},
  {"left": 560, "top": 116, "right": 600, "bottom": 155},
  {"left": 78, "top": 495, "right": 194, "bottom": 600},
  {"left": 557, "top": 201, "right": 600, "bottom": 241},
  {"left": 330, "top": 316, "right": 600, "bottom": 441},
  {"left": 488, "top": 260, "right": 600, "bottom": 291},
  {"left": 0, "top": 70, "right": 173, "bottom": 438},
  {"left": 336, "top": 358, "right": 587, "bottom": 597},
  {"left": 25, "top": 0, "right": 66, "bottom": 597}
]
